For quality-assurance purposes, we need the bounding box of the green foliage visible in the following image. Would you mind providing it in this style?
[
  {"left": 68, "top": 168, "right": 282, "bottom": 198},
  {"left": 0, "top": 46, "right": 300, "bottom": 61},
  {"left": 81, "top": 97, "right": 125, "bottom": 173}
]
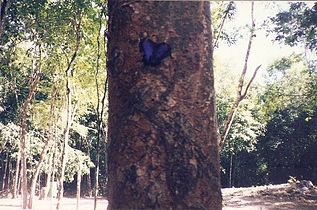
[
  {"left": 270, "top": 2, "right": 317, "bottom": 51},
  {"left": 260, "top": 55, "right": 316, "bottom": 121},
  {"left": 211, "top": 1, "right": 239, "bottom": 47},
  {"left": 214, "top": 57, "right": 265, "bottom": 187},
  {"left": 0, "top": 0, "right": 107, "bottom": 194},
  {"left": 257, "top": 106, "right": 317, "bottom": 184},
  {"left": 64, "top": 147, "right": 95, "bottom": 182}
]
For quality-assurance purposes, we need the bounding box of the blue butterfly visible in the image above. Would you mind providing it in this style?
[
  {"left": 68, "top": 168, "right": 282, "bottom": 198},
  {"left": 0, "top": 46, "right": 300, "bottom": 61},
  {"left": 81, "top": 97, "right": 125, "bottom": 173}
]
[{"left": 139, "top": 38, "right": 171, "bottom": 66}]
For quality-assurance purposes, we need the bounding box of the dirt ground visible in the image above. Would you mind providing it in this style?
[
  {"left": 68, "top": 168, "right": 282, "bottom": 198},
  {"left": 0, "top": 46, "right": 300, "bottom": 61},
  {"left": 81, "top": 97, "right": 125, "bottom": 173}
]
[
  {"left": 223, "top": 183, "right": 317, "bottom": 210},
  {"left": 0, "top": 197, "right": 108, "bottom": 210},
  {"left": 1, "top": 182, "right": 317, "bottom": 210}
]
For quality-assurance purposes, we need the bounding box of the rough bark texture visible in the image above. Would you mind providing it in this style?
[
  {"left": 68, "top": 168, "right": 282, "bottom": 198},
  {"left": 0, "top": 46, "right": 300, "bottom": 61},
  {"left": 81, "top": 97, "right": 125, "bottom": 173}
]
[{"left": 107, "top": 1, "right": 222, "bottom": 209}]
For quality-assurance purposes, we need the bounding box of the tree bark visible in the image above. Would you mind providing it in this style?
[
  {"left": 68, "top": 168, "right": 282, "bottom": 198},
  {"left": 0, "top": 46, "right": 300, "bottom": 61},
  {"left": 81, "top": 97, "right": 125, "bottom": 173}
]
[{"left": 107, "top": 1, "right": 222, "bottom": 209}]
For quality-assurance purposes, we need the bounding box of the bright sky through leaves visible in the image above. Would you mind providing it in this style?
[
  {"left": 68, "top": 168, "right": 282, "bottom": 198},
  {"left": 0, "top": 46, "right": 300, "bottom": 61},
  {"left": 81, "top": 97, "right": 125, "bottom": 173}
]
[{"left": 215, "top": 1, "right": 315, "bottom": 83}]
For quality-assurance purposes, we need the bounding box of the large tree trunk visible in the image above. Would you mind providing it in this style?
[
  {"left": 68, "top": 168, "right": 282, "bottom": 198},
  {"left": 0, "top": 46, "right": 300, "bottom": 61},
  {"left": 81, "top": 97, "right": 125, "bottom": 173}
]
[{"left": 107, "top": 1, "right": 222, "bottom": 209}]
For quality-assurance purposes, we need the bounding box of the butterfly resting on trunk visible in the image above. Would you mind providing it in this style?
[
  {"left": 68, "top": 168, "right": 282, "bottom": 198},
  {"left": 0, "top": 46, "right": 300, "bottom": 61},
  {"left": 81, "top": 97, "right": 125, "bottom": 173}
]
[{"left": 139, "top": 38, "right": 172, "bottom": 67}]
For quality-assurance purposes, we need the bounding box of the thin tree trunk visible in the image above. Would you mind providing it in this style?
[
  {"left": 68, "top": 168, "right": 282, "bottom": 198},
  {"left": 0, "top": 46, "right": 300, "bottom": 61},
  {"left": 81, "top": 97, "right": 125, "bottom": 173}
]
[
  {"left": 213, "top": 1, "right": 234, "bottom": 49},
  {"left": 85, "top": 141, "right": 92, "bottom": 197},
  {"left": 56, "top": 13, "right": 82, "bottom": 210},
  {"left": 18, "top": 164, "right": 22, "bottom": 196},
  {"left": 7, "top": 157, "right": 12, "bottom": 192},
  {"left": 0, "top": 0, "right": 10, "bottom": 38},
  {"left": 13, "top": 141, "right": 21, "bottom": 198},
  {"left": 44, "top": 148, "right": 53, "bottom": 199},
  {"left": 20, "top": 39, "right": 42, "bottom": 209},
  {"left": 229, "top": 153, "right": 233, "bottom": 188},
  {"left": 93, "top": 11, "right": 104, "bottom": 210},
  {"left": 51, "top": 130, "right": 58, "bottom": 201},
  {"left": 28, "top": 76, "right": 57, "bottom": 209},
  {"left": 21, "top": 82, "right": 39, "bottom": 208},
  {"left": 76, "top": 156, "right": 81, "bottom": 210},
  {"left": 45, "top": 79, "right": 58, "bottom": 200},
  {"left": 28, "top": 138, "right": 53, "bottom": 208},
  {"left": 219, "top": 2, "right": 261, "bottom": 149},
  {"left": 86, "top": 171, "right": 92, "bottom": 197},
  {"left": 20, "top": 65, "right": 41, "bottom": 209},
  {"left": 1, "top": 159, "right": 4, "bottom": 190},
  {"left": 107, "top": 1, "right": 221, "bottom": 209},
  {"left": 56, "top": 74, "right": 72, "bottom": 208},
  {"left": 1, "top": 152, "right": 9, "bottom": 190}
]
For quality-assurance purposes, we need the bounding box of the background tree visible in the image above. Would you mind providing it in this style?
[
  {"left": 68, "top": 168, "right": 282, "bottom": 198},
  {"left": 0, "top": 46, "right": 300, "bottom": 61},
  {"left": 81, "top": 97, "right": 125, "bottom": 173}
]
[{"left": 0, "top": 0, "right": 106, "bottom": 209}]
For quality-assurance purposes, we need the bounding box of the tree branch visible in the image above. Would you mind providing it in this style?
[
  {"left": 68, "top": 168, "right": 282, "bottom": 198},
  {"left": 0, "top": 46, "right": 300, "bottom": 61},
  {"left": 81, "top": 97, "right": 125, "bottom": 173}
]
[
  {"left": 241, "top": 64, "right": 261, "bottom": 99},
  {"left": 219, "top": 2, "right": 261, "bottom": 149},
  {"left": 213, "top": 1, "right": 233, "bottom": 49}
]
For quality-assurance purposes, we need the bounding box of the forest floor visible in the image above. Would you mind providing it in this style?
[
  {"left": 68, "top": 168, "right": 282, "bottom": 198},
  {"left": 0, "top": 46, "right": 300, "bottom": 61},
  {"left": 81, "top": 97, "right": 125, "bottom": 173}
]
[
  {"left": 223, "top": 182, "right": 317, "bottom": 210},
  {"left": 0, "top": 196, "right": 108, "bottom": 210},
  {"left": 0, "top": 182, "right": 317, "bottom": 210}
]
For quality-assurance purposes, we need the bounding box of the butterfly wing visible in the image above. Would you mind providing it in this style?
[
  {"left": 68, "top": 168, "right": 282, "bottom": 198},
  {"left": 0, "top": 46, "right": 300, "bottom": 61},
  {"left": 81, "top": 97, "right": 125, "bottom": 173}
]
[
  {"left": 150, "top": 43, "right": 171, "bottom": 66},
  {"left": 139, "top": 38, "right": 155, "bottom": 65}
]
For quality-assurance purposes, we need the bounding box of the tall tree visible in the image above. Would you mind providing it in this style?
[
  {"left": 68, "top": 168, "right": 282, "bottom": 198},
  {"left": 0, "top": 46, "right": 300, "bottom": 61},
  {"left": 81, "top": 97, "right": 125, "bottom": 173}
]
[
  {"left": 56, "top": 11, "right": 82, "bottom": 210},
  {"left": 93, "top": 6, "right": 108, "bottom": 210},
  {"left": 20, "top": 50, "right": 42, "bottom": 209},
  {"left": 218, "top": 2, "right": 261, "bottom": 149},
  {"left": 107, "top": 1, "right": 221, "bottom": 209},
  {"left": 28, "top": 77, "right": 57, "bottom": 209}
]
